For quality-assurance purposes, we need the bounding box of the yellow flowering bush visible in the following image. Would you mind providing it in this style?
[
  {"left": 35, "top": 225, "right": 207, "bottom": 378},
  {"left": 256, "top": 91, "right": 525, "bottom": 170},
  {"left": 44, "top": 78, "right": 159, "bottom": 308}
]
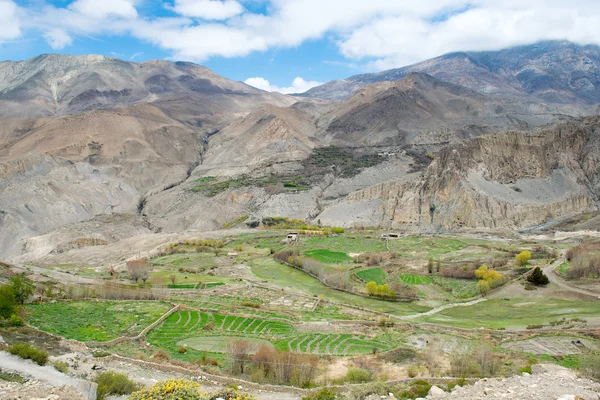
[
  {"left": 127, "top": 380, "right": 257, "bottom": 400},
  {"left": 128, "top": 379, "right": 207, "bottom": 400}
]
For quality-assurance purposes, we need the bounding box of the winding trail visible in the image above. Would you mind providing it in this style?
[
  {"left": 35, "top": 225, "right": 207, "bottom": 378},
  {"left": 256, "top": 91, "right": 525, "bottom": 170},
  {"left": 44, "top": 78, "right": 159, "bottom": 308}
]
[
  {"left": 0, "top": 352, "right": 96, "bottom": 400},
  {"left": 396, "top": 298, "right": 487, "bottom": 320},
  {"left": 542, "top": 254, "right": 600, "bottom": 299}
]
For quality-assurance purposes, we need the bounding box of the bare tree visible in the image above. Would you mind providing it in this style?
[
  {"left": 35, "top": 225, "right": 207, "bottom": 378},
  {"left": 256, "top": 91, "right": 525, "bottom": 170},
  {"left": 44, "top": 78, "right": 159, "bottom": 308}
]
[
  {"left": 127, "top": 258, "right": 152, "bottom": 283},
  {"left": 474, "top": 343, "right": 498, "bottom": 377},
  {"left": 228, "top": 339, "right": 251, "bottom": 375},
  {"left": 424, "top": 340, "right": 443, "bottom": 376}
]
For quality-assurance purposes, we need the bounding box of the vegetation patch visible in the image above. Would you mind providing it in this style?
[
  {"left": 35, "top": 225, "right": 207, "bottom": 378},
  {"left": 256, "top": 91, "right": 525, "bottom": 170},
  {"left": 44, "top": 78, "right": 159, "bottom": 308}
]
[
  {"left": 26, "top": 301, "right": 171, "bottom": 342},
  {"left": 399, "top": 275, "right": 432, "bottom": 285},
  {"left": 432, "top": 276, "right": 479, "bottom": 299},
  {"left": 8, "top": 343, "right": 48, "bottom": 365},
  {"left": 303, "top": 249, "right": 352, "bottom": 264},
  {"left": 192, "top": 175, "right": 311, "bottom": 196},
  {"left": 356, "top": 268, "right": 387, "bottom": 285}
]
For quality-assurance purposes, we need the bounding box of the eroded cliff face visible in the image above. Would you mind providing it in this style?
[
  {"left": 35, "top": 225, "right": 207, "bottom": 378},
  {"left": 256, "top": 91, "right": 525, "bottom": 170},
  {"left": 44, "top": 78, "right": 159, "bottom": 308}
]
[{"left": 346, "top": 118, "right": 600, "bottom": 229}]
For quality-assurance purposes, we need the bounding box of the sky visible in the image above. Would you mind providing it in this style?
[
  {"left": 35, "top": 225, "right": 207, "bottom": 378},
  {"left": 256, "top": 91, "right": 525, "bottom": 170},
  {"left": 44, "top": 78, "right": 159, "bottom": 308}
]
[{"left": 1, "top": 1, "right": 600, "bottom": 93}]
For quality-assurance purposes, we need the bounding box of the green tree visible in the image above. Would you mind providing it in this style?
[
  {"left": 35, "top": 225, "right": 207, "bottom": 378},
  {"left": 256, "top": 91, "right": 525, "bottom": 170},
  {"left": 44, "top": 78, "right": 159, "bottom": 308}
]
[
  {"left": 478, "top": 280, "right": 491, "bottom": 295},
  {"left": 365, "top": 281, "right": 377, "bottom": 296},
  {"left": 9, "top": 274, "right": 34, "bottom": 304},
  {"left": 515, "top": 251, "right": 532, "bottom": 267},
  {"left": 0, "top": 285, "right": 17, "bottom": 319},
  {"left": 427, "top": 258, "right": 434, "bottom": 274},
  {"left": 527, "top": 267, "right": 549, "bottom": 286}
]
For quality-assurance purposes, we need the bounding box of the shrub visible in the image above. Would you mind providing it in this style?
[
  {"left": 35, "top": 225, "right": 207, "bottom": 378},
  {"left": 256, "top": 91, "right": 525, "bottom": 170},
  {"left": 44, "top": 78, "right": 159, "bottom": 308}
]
[
  {"left": 478, "top": 280, "right": 490, "bottom": 295},
  {"left": 0, "top": 369, "right": 25, "bottom": 383},
  {"left": 579, "top": 354, "right": 600, "bottom": 380},
  {"left": 95, "top": 371, "right": 139, "bottom": 400},
  {"left": 526, "top": 324, "right": 544, "bottom": 329},
  {"left": 52, "top": 360, "right": 69, "bottom": 373},
  {"left": 332, "top": 227, "right": 345, "bottom": 234},
  {"left": 152, "top": 351, "right": 171, "bottom": 361},
  {"left": 210, "top": 388, "right": 257, "bottom": 400},
  {"left": 303, "top": 388, "right": 344, "bottom": 400},
  {"left": 92, "top": 351, "right": 111, "bottom": 358},
  {"left": 128, "top": 379, "right": 206, "bottom": 400},
  {"left": 515, "top": 251, "right": 531, "bottom": 266},
  {"left": 519, "top": 365, "right": 532, "bottom": 374},
  {"left": 381, "top": 348, "right": 417, "bottom": 363},
  {"left": 8, "top": 313, "right": 24, "bottom": 327},
  {"left": 440, "top": 265, "right": 476, "bottom": 279},
  {"left": 340, "top": 368, "right": 372, "bottom": 383},
  {"left": 178, "top": 346, "right": 188, "bottom": 354},
  {"left": 240, "top": 301, "right": 261, "bottom": 308},
  {"left": 396, "top": 380, "right": 432, "bottom": 399},
  {"left": 527, "top": 267, "right": 549, "bottom": 286},
  {"left": 8, "top": 343, "right": 48, "bottom": 366}
]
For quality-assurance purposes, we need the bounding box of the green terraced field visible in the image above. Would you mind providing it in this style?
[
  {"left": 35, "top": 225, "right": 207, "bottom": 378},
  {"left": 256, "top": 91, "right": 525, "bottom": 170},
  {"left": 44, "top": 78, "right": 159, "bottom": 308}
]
[
  {"left": 303, "top": 249, "right": 352, "bottom": 264},
  {"left": 399, "top": 275, "right": 432, "bottom": 285},
  {"left": 148, "top": 310, "right": 396, "bottom": 357},
  {"left": 274, "top": 333, "right": 393, "bottom": 356},
  {"left": 26, "top": 301, "right": 171, "bottom": 342},
  {"left": 356, "top": 268, "right": 387, "bottom": 284}
]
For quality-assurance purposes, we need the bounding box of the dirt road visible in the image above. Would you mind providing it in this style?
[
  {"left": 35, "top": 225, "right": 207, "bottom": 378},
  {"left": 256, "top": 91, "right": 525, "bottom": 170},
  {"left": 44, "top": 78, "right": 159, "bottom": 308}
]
[{"left": 543, "top": 255, "right": 600, "bottom": 299}]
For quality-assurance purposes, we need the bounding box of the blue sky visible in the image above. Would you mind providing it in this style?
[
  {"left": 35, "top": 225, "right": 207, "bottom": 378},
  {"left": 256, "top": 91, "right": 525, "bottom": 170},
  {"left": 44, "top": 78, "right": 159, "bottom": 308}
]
[{"left": 1, "top": 0, "right": 599, "bottom": 93}]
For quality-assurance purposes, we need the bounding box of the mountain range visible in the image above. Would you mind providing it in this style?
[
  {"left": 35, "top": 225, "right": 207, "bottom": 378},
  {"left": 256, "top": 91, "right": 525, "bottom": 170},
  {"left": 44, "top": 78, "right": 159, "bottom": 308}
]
[{"left": 1, "top": 41, "right": 600, "bottom": 264}]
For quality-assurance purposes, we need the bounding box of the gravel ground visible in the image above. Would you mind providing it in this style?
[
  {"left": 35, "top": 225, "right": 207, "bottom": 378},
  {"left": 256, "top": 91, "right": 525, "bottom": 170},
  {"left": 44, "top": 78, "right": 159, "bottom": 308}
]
[
  {"left": 423, "top": 364, "right": 600, "bottom": 400},
  {"left": 0, "top": 381, "right": 86, "bottom": 400}
]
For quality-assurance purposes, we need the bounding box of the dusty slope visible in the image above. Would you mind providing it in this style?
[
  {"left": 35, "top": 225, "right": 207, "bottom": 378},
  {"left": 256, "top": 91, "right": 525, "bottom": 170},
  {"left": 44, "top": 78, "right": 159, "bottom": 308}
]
[
  {"left": 0, "top": 54, "right": 294, "bottom": 118},
  {"left": 316, "top": 73, "right": 536, "bottom": 147}
]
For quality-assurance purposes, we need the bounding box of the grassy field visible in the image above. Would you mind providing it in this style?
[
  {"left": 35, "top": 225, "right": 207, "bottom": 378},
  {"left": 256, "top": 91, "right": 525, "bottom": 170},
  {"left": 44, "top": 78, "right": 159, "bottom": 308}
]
[
  {"left": 556, "top": 261, "right": 571, "bottom": 277},
  {"left": 399, "top": 275, "right": 432, "bottom": 285},
  {"left": 431, "top": 276, "right": 479, "bottom": 299},
  {"left": 150, "top": 269, "right": 233, "bottom": 287},
  {"left": 27, "top": 301, "right": 171, "bottom": 342},
  {"left": 387, "top": 237, "right": 467, "bottom": 258},
  {"left": 151, "top": 253, "right": 217, "bottom": 269},
  {"left": 416, "top": 297, "right": 600, "bottom": 329},
  {"left": 303, "top": 249, "right": 352, "bottom": 264},
  {"left": 356, "top": 268, "right": 387, "bottom": 284},
  {"left": 249, "top": 258, "right": 431, "bottom": 316}
]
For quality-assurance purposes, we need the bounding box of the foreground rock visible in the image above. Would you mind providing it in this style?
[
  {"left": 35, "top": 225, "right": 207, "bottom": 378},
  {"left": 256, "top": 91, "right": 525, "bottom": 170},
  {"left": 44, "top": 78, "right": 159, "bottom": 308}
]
[
  {"left": 0, "top": 380, "right": 86, "bottom": 400},
  {"left": 425, "top": 364, "right": 600, "bottom": 399}
]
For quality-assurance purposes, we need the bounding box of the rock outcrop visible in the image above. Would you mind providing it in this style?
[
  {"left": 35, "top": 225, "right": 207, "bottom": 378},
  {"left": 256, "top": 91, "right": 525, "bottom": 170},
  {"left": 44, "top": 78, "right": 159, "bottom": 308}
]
[{"left": 336, "top": 118, "right": 600, "bottom": 230}]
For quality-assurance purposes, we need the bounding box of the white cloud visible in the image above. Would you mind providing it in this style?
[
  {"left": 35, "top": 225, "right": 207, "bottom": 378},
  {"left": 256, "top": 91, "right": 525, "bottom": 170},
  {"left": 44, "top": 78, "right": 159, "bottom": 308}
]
[
  {"left": 8, "top": 0, "right": 600, "bottom": 74},
  {"left": 244, "top": 76, "right": 323, "bottom": 94},
  {"left": 69, "top": 0, "right": 138, "bottom": 19},
  {"left": 0, "top": 0, "right": 21, "bottom": 40},
  {"left": 43, "top": 28, "right": 73, "bottom": 49},
  {"left": 172, "top": 0, "right": 244, "bottom": 20}
]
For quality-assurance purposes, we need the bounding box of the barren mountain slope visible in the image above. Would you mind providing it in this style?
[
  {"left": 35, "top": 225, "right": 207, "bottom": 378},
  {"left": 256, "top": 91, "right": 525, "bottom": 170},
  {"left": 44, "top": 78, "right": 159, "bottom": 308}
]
[
  {"left": 0, "top": 54, "right": 294, "bottom": 119},
  {"left": 302, "top": 41, "right": 600, "bottom": 107},
  {"left": 0, "top": 54, "right": 300, "bottom": 260},
  {"left": 317, "top": 73, "right": 538, "bottom": 147},
  {"left": 196, "top": 103, "right": 322, "bottom": 176}
]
